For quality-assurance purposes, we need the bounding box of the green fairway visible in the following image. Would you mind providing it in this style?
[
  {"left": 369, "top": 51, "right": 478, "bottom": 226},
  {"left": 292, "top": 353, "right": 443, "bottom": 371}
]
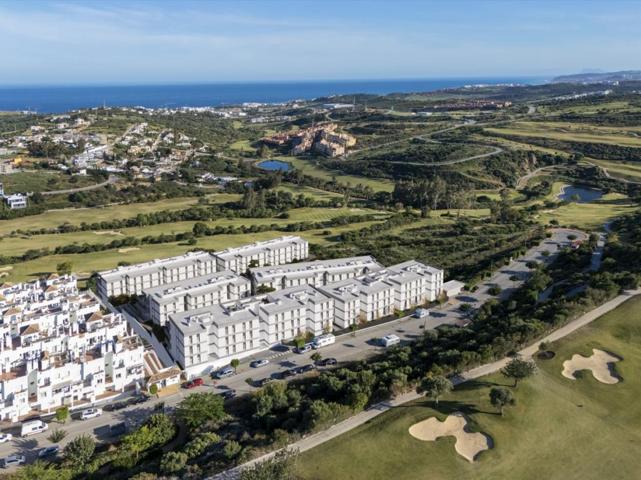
[
  {"left": 297, "top": 295, "right": 641, "bottom": 480},
  {"left": 0, "top": 194, "right": 241, "bottom": 235},
  {"left": 275, "top": 156, "right": 395, "bottom": 192},
  {"left": 0, "top": 220, "right": 386, "bottom": 283},
  {"left": 0, "top": 206, "right": 389, "bottom": 257},
  {"left": 535, "top": 192, "right": 638, "bottom": 230}
]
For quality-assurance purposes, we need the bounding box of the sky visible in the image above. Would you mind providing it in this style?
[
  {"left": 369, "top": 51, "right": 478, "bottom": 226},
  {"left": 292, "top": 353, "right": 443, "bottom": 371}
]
[{"left": 0, "top": 0, "right": 640, "bottom": 86}]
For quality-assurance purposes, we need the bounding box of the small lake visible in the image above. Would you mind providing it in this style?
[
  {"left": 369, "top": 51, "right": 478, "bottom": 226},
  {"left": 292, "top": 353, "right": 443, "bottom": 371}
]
[
  {"left": 257, "top": 160, "right": 292, "bottom": 172},
  {"left": 558, "top": 185, "right": 603, "bottom": 203}
]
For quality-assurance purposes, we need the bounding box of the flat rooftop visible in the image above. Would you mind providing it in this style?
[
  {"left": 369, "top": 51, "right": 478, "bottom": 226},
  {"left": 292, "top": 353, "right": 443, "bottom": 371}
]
[
  {"left": 214, "top": 236, "right": 307, "bottom": 261},
  {"left": 250, "top": 256, "right": 382, "bottom": 283},
  {"left": 98, "top": 251, "right": 216, "bottom": 281},
  {"left": 144, "top": 271, "right": 249, "bottom": 302}
]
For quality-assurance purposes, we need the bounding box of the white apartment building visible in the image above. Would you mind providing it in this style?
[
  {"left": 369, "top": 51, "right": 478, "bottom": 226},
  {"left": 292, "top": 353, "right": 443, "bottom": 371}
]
[
  {"left": 168, "top": 299, "right": 263, "bottom": 375},
  {"left": 144, "top": 271, "right": 250, "bottom": 326},
  {"left": 317, "top": 280, "right": 362, "bottom": 329},
  {"left": 258, "top": 292, "right": 307, "bottom": 345},
  {"left": 357, "top": 273, "right": 396, "bottom": 322},
  {"left": 96, "top": 251, "right": 217, "bottom": 300},
  {"left": 0, "top": 276, "right": 145, "bottom": 422},
  {"left": 249, "top": 256, "right": 383, "bottom": 292},
  {"left": 386, "top": 260, "right": 445, "bottom": 308},
  {"left": 214, "top": 236, "right": 309, "bottom": 274}
]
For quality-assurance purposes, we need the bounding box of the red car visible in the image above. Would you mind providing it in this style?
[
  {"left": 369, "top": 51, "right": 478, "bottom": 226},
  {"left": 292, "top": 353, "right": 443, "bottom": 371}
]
[{"left": 182, "top": 378, "right": 204, "bottom": 389}]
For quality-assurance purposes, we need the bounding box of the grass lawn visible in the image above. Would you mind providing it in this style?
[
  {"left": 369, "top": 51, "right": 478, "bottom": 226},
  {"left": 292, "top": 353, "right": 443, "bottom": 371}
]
[
  {"left": 485, "top": 121, "right": 641, "bottom": 147},
  {"left": 0, "top": 194, "right": 241, "bottom": 235},
  {"left": 275, "top": 156, "right": 395, "bottom": 193},
  {"left": 0, "top": 220, "right": 386, "bottom": 283},
  {"left": 275, "top": 184, "right": 343, "bottom": 201},
  {"left": 0, "top": 207, "right": 390, "bottom": 257},
  {"left": 297, "top": 295, "right": 641, "bottom": 480},
  {"left": 535, "top": 193, "right": 638, "bottom": 230},
  {"left": 589, "top": 158, "right": 641, "bottom": 183},
  {"left": 0, "top": 171, "right": 99, "bottom": 194},
  {"left": 229, "top": 139, "right": 255, "bottom": 152}
]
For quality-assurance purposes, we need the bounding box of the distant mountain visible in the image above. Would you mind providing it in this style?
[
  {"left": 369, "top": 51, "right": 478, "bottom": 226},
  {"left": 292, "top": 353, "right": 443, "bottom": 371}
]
[{"left": 552, "top": 70, "right": 641, "bottom": 84}]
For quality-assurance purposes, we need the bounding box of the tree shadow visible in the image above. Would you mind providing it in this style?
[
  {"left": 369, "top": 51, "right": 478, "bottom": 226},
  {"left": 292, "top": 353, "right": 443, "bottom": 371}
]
[{"left": 13, "top": 437, "right": 40, "bottom": 456}]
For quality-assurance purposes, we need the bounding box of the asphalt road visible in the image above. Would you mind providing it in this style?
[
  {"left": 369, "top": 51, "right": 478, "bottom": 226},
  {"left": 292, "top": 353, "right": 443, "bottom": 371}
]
[{"left": 0, "top": 228, "right": 583, "bottom": 468}]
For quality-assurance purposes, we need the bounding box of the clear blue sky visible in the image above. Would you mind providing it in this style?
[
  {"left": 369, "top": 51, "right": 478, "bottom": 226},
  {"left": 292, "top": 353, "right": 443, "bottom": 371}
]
[{"left": 1, "top": 0, "right": 639, "bottom": 85}]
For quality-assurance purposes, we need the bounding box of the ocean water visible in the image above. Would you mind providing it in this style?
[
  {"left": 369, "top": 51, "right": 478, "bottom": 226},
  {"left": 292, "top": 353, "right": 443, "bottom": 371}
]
[{"left": 0, "top": 77, "right": 547, "bottom": 114}]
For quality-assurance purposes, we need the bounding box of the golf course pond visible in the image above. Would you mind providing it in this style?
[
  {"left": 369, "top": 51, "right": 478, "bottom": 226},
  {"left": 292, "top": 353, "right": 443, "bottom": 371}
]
[
  {"left": 558, "top": 185, "right": 604, "bottom": 203},
  {"left": 256, "top": 159, "right": 292, "bottom": 171}
]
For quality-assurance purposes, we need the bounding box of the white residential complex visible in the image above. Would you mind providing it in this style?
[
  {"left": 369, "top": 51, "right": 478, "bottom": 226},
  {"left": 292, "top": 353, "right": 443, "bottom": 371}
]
[
  {"left": 0, "top": 275, "right": 145, "bottom": 422},
  {"left": 249, "top": 256, "right": 382, "bottom": 292},
  {"left": 213, "top": 236, "right": 309, "bottom": 273},
  {"left": 96, "top": 251, "right": 217, "bottom": 300},
  {"left": 144, "top": 271, "right": 251, "bottom": 326}
]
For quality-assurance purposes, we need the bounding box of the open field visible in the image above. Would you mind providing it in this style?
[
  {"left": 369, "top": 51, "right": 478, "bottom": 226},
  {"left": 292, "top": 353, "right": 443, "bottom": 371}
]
[
  {"left": 536, "top": 193, "right": 638, "bottom": 230},
  {"left": 0, "top": 220, "right": 386, "bottom": 283},
  {"left": 589, "top": 158, "right": 641, "bottom": 183},
  {"left": 0, "top": 207, "right": 390, "bottom": 257},
  {"left": 275, "top": 184, "right": 343, "bottom": 200},
  {"left": 276, "top": 156, "right": 395, "bottom": 192},
  {"left": 0, "top": 171, "right": 99, "bottom": 194},
  {"left": 485, "top": 121, "right": 641, "bottom": 147},
  {"left": 297, "top": 295, "right": 641, "bottom": 480},
  {"left": 229, "top": 139, "right": 255, "bottom": 152},
  {"left": 538, "top": 100, "right": 641, "bottom": 116},
  {"left": 0, "top": 194, "right": 241, "bottom": 235}
]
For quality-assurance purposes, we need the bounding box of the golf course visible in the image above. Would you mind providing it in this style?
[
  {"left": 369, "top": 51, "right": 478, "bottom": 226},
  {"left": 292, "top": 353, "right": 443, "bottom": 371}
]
[{"left": 296, "top": 295, "right": 641, "bottom": 480}]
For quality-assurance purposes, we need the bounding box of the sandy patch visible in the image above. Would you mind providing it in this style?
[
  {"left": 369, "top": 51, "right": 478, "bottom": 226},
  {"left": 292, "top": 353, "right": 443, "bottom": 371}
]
[
  {"left": 562, "top": 348, "right": 621, "bottom": 384},
  {"left": 0, "top": 266, "right": 13, "bottom": 272},
  {"left": 93, "top": 230, "right": 124, "bottom": 236},
  {"left": 118, "top": 247, "right": 140, "bottom": 253},
  {"left": 349, "top": 208, "right": 364, "bottom": 212},
  {"left": 409, "top": 412, "right": 491, "bottom": 462}
]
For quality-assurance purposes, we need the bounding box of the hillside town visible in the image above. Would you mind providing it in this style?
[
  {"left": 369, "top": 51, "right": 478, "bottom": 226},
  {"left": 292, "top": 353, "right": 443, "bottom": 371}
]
[{"left": 262, "top": 123, "right": 357, "bottom": 157}]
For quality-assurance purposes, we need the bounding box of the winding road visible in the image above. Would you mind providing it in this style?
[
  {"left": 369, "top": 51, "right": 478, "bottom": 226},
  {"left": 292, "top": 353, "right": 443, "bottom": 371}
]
[{"left": 40, "top": 175, "right": 117, "bottom": 196}]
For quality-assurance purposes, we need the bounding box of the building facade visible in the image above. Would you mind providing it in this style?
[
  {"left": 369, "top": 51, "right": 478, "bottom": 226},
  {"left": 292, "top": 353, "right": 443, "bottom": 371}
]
[
  {"left": 144, "top": 271, "right": 250, "bottom": 326},
  {"left": 0, "top": 276, "right": 145, "bottom": 422},
  {"left": 249, "top": 256, "right": 382, "bottom": 292},
  {"left": 96, "top": 251, "right": 217, "bottom": 301},
  {"left": 213, "top": 236, "right": 309, "bottom": 274}
]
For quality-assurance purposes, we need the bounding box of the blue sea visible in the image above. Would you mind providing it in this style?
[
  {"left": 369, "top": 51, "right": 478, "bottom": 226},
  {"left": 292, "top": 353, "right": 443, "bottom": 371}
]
[{"left": 0, "top": 77, "right": 547, "bottom": 114}]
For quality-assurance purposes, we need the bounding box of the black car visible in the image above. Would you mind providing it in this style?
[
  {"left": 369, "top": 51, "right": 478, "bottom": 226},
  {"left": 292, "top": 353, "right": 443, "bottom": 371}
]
[
  {"left": 104, "top": 401, "right": 127, "bottom": 412},
  {"left": 259, "top": 377, "right": 274, "bottom": 387},
  {"left": 317, "top": 357, "right": 338, "bottom": 367},
  {"left": 280, "top": 369, "right": 297, "bottom": 379},
  {"left": 110, "top": 422, "right": 127, "bottom": 436},
  {"left": 300, "top": 364, "right": 315, "bottom": 373},
  {"left": 220, "top": 390, "right": 236, "bottom": 400}
]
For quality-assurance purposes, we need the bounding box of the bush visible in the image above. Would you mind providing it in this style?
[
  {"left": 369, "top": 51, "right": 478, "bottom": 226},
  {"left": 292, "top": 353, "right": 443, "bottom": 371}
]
[
  {"left": 160, "top": 451, "right": 188, "bottom": 474},
  {"left": 48, "top": 428, "right": 67, "bottom": 443}
]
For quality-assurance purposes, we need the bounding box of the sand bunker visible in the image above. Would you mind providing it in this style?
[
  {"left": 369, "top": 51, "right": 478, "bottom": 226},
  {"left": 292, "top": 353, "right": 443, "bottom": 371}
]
[
  {"left": 94, "top": 230, "right": 124, "bottom": 236},
  {"left": 409, "top": 412, "right": 491, "bottom": 462},
  {"left": 562, "top": 348, "right": 621, "bottom": 384},
  {"left": 0, "top": 272, "right": 8, "bottom": 279},
  {"left": 0, "top": 266, "right": 13, "bottom": 272},
  {"left": 118, "top": 247, "right": 140, "bottom": 253}
]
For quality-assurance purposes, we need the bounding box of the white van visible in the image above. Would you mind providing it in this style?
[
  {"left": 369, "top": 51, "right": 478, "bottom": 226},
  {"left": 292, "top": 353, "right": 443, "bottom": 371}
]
[
  {"left": 380, "top": 334, "right": 400, "bottom": 348},
  {"left": 20, "top": 419, "right": 48, "bottom": 437},
  {"left": 312, "top": 333, "right": 335, "bottom": 349}
]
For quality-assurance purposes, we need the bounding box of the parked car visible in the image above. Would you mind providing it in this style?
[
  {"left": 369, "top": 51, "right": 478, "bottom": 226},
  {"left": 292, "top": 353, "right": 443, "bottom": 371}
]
[
  {"left": 294, "top": 344, "right": 312, "bottom": 354},
  {"left": 220, "top": 389, "right": 236, "bottom": 400},
  {"left": 182, "top": 377, "right": 204, "bottom": 389},
  {"left": 1, "top": 455, "right": 25, "bottom": 468},
  {"left": 300, "top": 364, "right": 315, "bottom": 373},
  {"left": 414, "top": 308, "right": 430, "bottom": 319},
  {"left": 80, "top": 407, "right": 102, "bottom": 420},
  {"left": 259, "top": 377, "right": 274, "bottom": 387},
  {"left": 380, "top": 334, "right": 400, "bottom": 348},
  {"left": 0, "top": 433, "right": 12, "bottom": 443},
  {"left": 311, "top": 333, "right": 336, "bottom": 349},
  {"left": 105, "top": 401, "right": 127, "bottom": 412},
  {"left": 280, "top": 369, "right": 297, "bottom": 379},
  {"left": 20, "top": 419, "right": 48, "bottom": 437},
  {"left": 37, "top": 446, "right": 59, "bottom": 458},
  {"left": 130, "top": 395, "right": 148, "bottom": 405},
  {"left": 317, "top": 357, "right": 338, "bottom": 367},
  {"left": 110, "top": 422, "right": 127, "bottom": 437},
  {"left": 214, "top": 366, "right": 235, "bottom": 379},
  {"left": 250, "top": 359, "right": 269, "bottom": 368}
]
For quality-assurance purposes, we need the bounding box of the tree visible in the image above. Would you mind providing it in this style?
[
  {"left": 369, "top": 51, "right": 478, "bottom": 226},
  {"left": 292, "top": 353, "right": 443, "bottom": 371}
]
[
  {"left": 160, "top": 451, "right": 188, "bottom": 474},
  {"left": 501, "top": 358, "right": 537, "bottom": 387},
  {"left": 223, "top": 440, "right": 243, "bottom": 461},
  {"left": 239, "top": 449, "right": 299, "bottom": 480},
  {"left": 13, "top": 460, "right": 72, "bottom": 480},
  {"left": 418, "top": 375, "right": 452, "bottom": 407},
  {"left": 56, "top": 261, "right": 73, "bottom": 276},
  {"left": 48, "top": 428, "right": 67, "bottom": 443},
  {"left": 176, "top": 392, "right": 226, "bottom": 430},
  {"left": 230, "top": 358, "right": 240, "bottom": 373},
  {"left": 55, "top": 405, "right": 69, "bottom": 424},
  {"left": 149, "top": 383, "right": 158, "bottom": 396},
  {"left": 63, "top": 434, "right": 95, "bottom": 468},
  {"left": 489, "top": 387, "right": 514, "bottom": 416},
  {"left": 311, "top": 352, "right": 322, "bottom": 363}
]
